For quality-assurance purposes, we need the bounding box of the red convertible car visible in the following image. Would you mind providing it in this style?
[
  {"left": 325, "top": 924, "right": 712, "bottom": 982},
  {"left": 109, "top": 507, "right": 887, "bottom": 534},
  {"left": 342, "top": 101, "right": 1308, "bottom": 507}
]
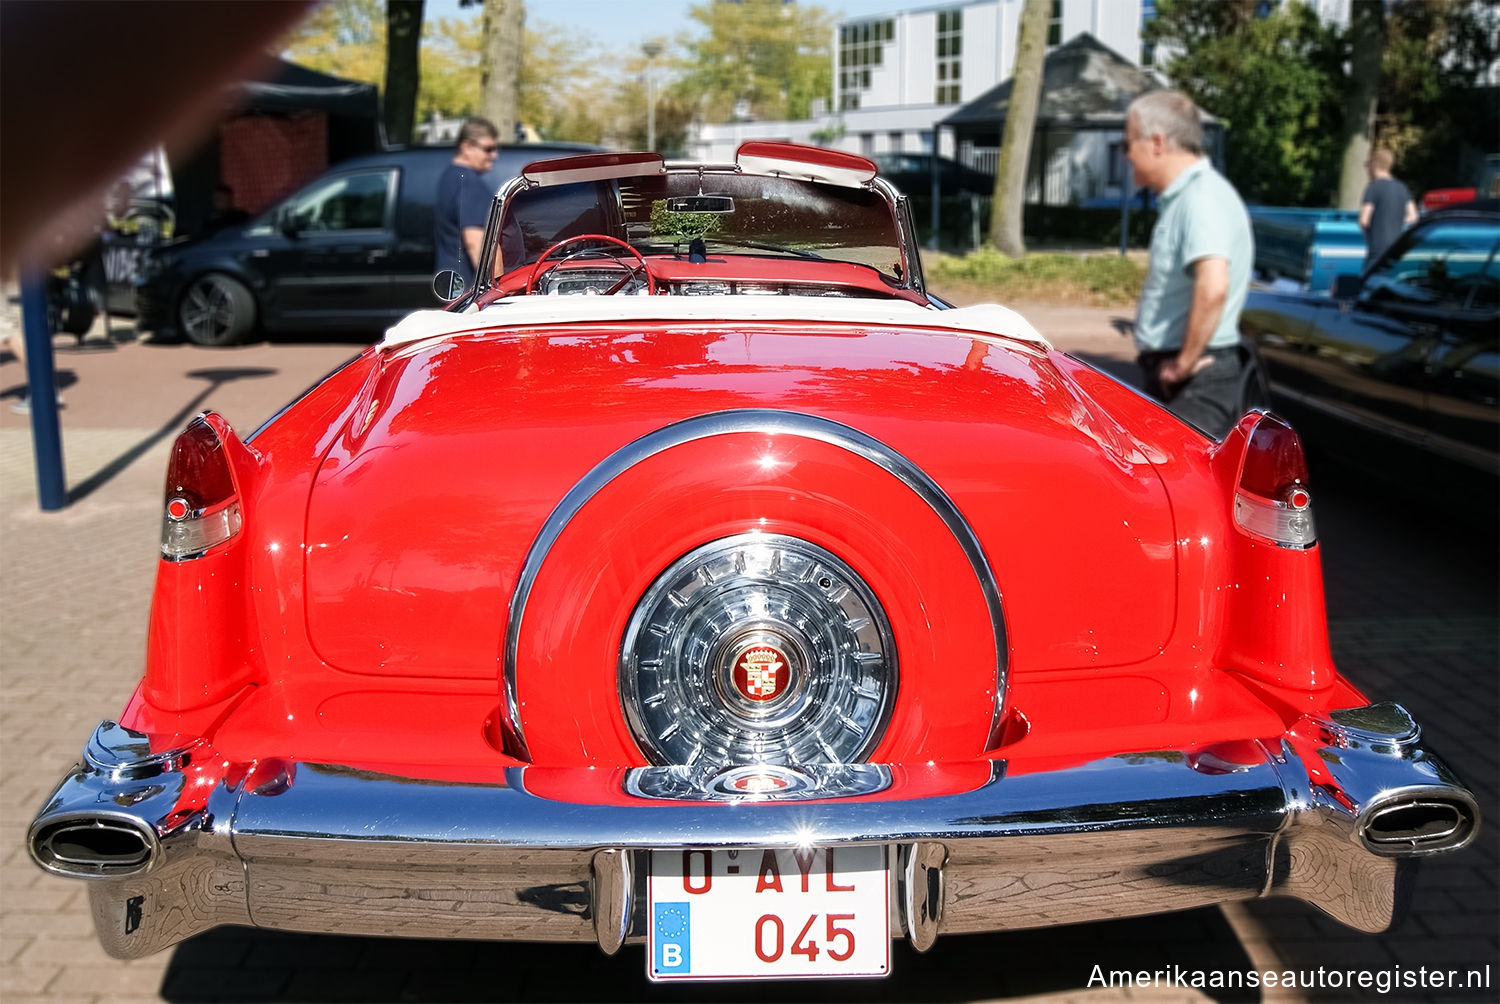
[{"left": 30, "top": 144, "right": 1478, "bottom": 981}]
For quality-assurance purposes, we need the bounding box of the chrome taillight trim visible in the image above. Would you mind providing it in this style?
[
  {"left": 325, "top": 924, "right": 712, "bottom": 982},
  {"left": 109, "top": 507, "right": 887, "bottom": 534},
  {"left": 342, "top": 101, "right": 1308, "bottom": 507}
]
[
  {"left": 159, "top": 499, "right": 243, "bottom": 562},
  {"left": 1233, "top": 490, "right": 1317, "bottom": 549},
  {"left": 504, "top": 409, "right": 1008, "bottom": 762}
]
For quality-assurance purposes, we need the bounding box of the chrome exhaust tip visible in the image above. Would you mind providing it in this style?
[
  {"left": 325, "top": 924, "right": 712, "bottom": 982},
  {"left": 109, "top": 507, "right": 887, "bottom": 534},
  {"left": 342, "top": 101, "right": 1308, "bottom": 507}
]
[
  {"left": 29, "top": 815, "right": 158, "bottom": 878},
  {"left": 1359, "top": 790, "right": 1479, "bottom": 857}
]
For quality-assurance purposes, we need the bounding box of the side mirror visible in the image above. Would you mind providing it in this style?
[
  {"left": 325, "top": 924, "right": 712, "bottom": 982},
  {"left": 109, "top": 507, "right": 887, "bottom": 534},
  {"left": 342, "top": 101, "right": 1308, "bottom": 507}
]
[
  {"left": 1331, "top": 273, "right": 1363, "bottom": 300},
  {"left": 279, "top": 211, "right": 301, "bottom": 239},
  {"left": 433, "top": 269, "right": 467, "bottom": 302}
]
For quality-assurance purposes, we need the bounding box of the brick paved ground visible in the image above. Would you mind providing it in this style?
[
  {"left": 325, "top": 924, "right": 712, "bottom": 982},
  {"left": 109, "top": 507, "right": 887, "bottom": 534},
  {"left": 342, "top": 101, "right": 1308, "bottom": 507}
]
[{"left": 1, "top": 297, "right": 1494, "bottom": 1002}]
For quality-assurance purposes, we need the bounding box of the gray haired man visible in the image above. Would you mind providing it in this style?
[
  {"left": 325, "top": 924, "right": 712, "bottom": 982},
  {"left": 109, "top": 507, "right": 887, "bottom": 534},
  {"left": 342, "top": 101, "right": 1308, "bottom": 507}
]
[{"left": 1125, "top": 90, "right": 1253, "bottom": 440}]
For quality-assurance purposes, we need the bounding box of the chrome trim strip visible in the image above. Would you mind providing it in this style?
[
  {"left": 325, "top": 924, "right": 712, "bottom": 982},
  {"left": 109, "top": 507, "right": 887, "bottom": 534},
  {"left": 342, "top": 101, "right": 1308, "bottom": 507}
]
[
  {"left": 471, "top": 175, "right": 534, "bottom": 303},
  {"left": 872, "top": 177, "right": 925, "bottom": 294},
  {"left": 30, "top": 705, "right": 1476, "bottom": 957},
  {"left": 503, "top": 409, "right": 1008, "bottom": 761}
]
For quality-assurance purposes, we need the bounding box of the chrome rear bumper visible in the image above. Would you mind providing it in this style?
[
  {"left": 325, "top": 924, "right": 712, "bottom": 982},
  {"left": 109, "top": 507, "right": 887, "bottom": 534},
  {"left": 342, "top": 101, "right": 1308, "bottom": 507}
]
[{"left": 28, "top": 703, "right": 1478, "bottom": 960}]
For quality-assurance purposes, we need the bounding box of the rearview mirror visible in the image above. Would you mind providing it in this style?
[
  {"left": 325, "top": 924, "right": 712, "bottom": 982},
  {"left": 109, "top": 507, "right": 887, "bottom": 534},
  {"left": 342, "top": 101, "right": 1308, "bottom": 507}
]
[
  {"left": 665, "top": 195, "right": 735, "bottom": 214},
  {"left": 433, "top": 269, "right": 467, "bottom": 302}
]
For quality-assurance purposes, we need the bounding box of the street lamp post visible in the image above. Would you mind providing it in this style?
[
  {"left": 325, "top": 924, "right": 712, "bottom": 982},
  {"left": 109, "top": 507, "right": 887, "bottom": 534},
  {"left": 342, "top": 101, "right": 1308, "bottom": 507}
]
[{"left": 642, "top": 41, "right": 662, "bottom": 152}]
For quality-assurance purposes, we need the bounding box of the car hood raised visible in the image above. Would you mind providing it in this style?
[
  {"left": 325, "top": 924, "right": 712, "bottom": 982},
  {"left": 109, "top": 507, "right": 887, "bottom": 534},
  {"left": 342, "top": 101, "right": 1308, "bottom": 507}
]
[{"left": 304, "top": 314, "right": 1177, "bottom": 680}]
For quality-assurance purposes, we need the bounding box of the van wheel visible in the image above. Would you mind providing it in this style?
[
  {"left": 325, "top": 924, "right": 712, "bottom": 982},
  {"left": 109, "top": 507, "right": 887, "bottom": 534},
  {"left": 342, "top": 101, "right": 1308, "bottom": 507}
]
[{"left": 179, "top": 274, "right": 256, "bottom": 346}]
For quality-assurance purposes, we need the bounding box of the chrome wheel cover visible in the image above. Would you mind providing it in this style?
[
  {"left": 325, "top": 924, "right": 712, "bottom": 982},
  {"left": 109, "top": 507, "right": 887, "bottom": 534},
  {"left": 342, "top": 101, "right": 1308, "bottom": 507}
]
[{"left": 620, "top": 533, "right": 896, "bottom": 766}]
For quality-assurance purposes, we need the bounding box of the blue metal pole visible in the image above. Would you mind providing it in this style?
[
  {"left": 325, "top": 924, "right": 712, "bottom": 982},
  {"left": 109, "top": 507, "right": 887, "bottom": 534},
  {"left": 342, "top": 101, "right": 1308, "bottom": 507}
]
[{"left": 19, "top": 268, "right": 67, "bottom": 510}]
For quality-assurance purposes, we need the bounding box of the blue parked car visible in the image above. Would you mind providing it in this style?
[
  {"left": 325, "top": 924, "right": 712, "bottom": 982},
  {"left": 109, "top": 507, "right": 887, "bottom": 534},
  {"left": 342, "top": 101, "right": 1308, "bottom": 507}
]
[{"left": 1249, "top": 207, "right": 1368, "bottom": 294}]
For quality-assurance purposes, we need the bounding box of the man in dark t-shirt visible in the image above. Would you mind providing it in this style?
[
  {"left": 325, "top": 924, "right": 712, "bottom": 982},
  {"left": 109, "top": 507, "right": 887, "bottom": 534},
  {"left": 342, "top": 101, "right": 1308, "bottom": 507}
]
[
  {"left": 433, "top": 118, "right": 500, "bottom": 289},
  {"left": 1360, "top": 147, "right": 1418, "bottom": 264}
]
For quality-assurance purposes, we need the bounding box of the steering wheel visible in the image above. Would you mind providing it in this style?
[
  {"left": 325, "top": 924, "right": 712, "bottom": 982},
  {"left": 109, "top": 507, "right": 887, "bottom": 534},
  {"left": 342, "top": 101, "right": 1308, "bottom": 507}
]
[{"left": 525, "top": 234, "right": 655, "bottom": 296}]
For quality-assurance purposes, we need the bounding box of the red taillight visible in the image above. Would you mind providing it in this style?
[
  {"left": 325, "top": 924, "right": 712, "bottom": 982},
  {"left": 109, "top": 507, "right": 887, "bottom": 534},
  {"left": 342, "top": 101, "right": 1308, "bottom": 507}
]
[
  {"left": 1239, "top": 414, "right": 1309, "bottom": 499},
  {"left": 161, "top": 414, "right": 243, "bottom": 560},
  {"left": 1234, "top": 414, "right": 1316, "bottom": 547}
]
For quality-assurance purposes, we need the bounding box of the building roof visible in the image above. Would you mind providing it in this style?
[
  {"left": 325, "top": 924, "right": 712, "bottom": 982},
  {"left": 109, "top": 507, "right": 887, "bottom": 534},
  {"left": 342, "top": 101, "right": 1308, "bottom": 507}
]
[{"left": 941, "top": 33, "right": 1175, "bottom": 130}]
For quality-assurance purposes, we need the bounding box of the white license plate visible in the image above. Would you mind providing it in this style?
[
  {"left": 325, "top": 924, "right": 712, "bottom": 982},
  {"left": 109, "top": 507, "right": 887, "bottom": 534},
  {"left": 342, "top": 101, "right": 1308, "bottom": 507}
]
[{"left": 647, "top": 845, "right": 889, "bottom": 981}]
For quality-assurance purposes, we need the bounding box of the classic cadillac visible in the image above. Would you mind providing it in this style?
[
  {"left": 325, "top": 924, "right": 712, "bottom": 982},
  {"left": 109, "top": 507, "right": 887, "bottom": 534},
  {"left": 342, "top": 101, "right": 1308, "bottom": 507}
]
[{"left": 29, "top": 144, "right": 1478, "bottom": 981}]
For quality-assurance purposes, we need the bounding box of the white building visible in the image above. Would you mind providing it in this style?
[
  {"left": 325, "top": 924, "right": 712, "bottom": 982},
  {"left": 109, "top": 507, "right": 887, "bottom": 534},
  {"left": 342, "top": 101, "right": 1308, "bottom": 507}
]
[{"left": 690, "top": 0, "right": 1151, "bottom": 164}]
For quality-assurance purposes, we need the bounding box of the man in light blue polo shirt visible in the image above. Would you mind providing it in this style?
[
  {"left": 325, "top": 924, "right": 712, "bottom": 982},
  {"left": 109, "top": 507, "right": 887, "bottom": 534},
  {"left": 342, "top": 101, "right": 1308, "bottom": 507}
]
[{"left": 1126, "top": 90, "right": 1253, "bottom": 439}]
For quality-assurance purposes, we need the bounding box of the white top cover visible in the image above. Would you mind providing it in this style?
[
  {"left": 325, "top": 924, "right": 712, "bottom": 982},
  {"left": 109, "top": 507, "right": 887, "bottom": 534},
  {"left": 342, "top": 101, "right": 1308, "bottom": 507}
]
[{"left": 382, "top": 296, "right": 1050, "bottom": 351}]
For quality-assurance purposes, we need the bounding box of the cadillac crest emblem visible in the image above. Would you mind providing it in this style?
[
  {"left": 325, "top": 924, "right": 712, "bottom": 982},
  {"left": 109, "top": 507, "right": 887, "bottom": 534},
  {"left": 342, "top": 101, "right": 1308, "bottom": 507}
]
[{"left": 733, "top": 645, "right": 789, "bottom": 702}]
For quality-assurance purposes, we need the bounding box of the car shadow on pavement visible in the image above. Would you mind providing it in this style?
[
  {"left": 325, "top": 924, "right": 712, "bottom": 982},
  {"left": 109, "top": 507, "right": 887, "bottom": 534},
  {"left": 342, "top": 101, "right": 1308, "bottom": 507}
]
[
  {"left": 159, "top": 908, "right": 1263, "bottom": 1003},
  {"left": 65, "top": 366, "right": 277, "bottom": 504}
]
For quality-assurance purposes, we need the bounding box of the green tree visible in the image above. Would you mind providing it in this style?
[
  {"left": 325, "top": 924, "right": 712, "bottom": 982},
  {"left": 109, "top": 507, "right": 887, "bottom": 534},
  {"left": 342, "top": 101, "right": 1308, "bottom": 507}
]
[
  {"left": 1375, "top": 1, "right": 1499, "bottom": 196},
  {"left": 283, "top": 0, "right": 474, "bottom": 125},
  {"left": 672, "top": 0, "right": 833, "bottom": 123},
  {"left": 282, "top": 0, "right": 386, "bottom": 86},
  {"left": 518, "top": 22, "right": 615, "bottom": 143},
  {"left": 990, "top": 0, "right": 1050, "bottom": 256},
  {"left": 1146, "top": 0, "right": 1343, "bottom": 206},
  {"left": 419, "top": 15, "right": 482, "bottom": 121},
  {"left": 609, "top": 43, "right": 697, "bottom": 153},
  {"left": 1148, "top": 0, "right": 1498, "bottom": 206}
]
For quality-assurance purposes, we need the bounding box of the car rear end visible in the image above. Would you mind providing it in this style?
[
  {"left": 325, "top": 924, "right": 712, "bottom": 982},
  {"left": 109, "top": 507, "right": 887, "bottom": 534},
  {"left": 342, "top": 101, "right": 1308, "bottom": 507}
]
[{"left": 28, "top": 302, "right": 1478, "bottom": 978}]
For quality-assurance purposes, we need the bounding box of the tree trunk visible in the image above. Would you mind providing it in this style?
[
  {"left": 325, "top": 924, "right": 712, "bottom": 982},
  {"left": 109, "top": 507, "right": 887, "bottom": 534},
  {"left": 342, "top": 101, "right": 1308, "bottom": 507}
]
[
  {"left": 480, "top": 0, "right": 524, "bottom": 142},
  {"left": 383, "top": 0, "right": 424, "bottom": 147},
  {"left": 1337, "top": 0, "right": 1383, "bottom": 209},
  {"left": 990, "top": 0, "right": 1050, "bottom": 256}
]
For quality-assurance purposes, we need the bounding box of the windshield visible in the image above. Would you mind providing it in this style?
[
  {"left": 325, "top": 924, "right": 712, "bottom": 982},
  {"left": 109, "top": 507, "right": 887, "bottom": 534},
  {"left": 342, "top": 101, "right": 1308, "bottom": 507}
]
[
  {"left": 1367, "top": 220, "right": 1499, "bottom": 311},
  {"left": 497, "top": 172, "right": 904, "bottom": 278}
]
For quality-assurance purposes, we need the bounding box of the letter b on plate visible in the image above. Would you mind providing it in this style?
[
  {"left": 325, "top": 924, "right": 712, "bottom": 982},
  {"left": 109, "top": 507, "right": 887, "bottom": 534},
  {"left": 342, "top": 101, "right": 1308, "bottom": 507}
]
[{"left": 654, "top": 902, "right": 691, "bottom": 974}]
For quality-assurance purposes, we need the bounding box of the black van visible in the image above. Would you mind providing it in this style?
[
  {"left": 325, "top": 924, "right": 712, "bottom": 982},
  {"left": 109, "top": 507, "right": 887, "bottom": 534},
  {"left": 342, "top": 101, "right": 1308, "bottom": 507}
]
[{"left": 135, "top": 144, "right": 597, "bottom": 345}]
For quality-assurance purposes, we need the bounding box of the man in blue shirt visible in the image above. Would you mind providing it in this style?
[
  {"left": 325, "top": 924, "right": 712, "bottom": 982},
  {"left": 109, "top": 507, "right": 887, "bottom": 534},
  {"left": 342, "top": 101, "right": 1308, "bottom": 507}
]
[
  {"left": 433, "top": 118, "right": 500, "bottom": 290},
  {"left": 1359, "top": 147, "right": 1417, "bottom": 264},
  {"left": 1126, "top": 90, "right": 1254, "bottom": 440}
]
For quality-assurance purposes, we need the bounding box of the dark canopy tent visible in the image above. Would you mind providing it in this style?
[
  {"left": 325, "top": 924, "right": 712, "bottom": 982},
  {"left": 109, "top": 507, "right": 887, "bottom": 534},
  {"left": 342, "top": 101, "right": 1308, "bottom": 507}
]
[
  {"left": 940, "top": 33, "right": 1221, "bottom": 206},
  {"left": 238, "top": 58, "right": 382, "bottom": 154},
  {"left": 171, "top": 58, "right": 381, "bottom": 236}
]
